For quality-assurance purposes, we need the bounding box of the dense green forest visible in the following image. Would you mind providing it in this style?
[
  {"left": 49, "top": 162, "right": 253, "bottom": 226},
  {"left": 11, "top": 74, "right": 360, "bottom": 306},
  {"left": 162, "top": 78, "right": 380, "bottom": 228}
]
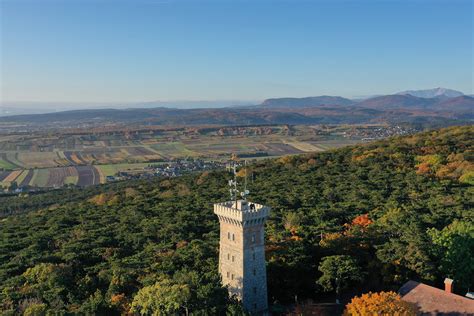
[{"left": 0, "top": 126, "right": 473, "bottom": 315}]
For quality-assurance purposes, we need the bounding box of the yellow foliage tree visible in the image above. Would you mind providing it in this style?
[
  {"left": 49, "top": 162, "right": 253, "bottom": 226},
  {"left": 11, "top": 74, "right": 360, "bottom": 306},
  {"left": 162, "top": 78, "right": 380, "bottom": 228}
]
[
  {"left": 235, "top": 168, "right": 247, "bottom": 178},
  {"left": 88, "top": 192, "right": 118, "bottom": 206},
  {"left": 415, "top": 154, "right": 443, "bottom": 175},
  {"left": 110, "top": 293, "right": 130, "bottom": 314},
  {"left": 344, "top": 291, "right": 418, "bottom": 316},
  {"left": 277, "top": 155, "right": 293, "bottom": 165}
]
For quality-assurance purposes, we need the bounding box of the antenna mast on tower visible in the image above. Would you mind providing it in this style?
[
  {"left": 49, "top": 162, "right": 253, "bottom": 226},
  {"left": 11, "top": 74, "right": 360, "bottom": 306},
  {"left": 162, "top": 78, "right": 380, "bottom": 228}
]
[
  {"left": 227, "top": 155, "right": 249, "bottom": 203},
  {"left": 243, "top": 160, "right": 249, "bottom": 199}
]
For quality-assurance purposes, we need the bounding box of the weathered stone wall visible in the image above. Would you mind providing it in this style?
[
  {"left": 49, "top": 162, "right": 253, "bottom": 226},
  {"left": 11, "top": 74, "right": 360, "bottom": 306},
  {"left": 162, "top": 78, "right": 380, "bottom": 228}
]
[
  {"left": 242, "top": 224, "right": 268, "bottom": 313},
  {"left": 219, "top": 221, "right": 244, "bottom": 297}
]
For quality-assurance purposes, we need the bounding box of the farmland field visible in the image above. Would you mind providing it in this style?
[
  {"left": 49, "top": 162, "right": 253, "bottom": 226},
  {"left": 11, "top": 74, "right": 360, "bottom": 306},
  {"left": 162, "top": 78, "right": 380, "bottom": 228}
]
[
  {"left": 0, "top": 124, "right": 366, "bottom": 171},
  {"left": 46, "top": 167, "right": 78, "bottom": 187},
  {"left": 0, "top": 124, "right": 397, "bottom": 188},
  {"left": 0, "top": 165, "right": 107, "bottom": 188},
  {"left": 75, "top": 166, "right": 96, "bottom": 186},
  {"left": 13, "top": 170, "right": 29, "bottom": 186},
  {"left": 33, "top": 169, "right": 50, "bottom": 187},
  {"left": 0, "top": 154, "right": 17, "bottom": 170},
  {"left": 17, "top": 152, "right": 60, "bottom": 168},
  {"left": 19, "top": 170, "right": 34, "bottom": 186},
  {"left": 97, "top": 163, "right": 151, "bottom": 177}
]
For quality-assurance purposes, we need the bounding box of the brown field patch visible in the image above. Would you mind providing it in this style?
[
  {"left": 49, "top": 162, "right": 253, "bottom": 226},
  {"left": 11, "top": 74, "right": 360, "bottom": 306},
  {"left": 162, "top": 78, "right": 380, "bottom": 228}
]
[
  {"left": 76, "top": 166, "right": 100, "bottom": 186},
  {"left": 125, "top": 147, "right": 157, "bottom": 156},
  {"left": 4, "top": 170, "right": 22, "bottom": 182},
  {"left": 17, "top": 152, "right": 59, "bottom": 168},
  {"left": 285, "top": 141, "right": 324, "bottom": 152},
  {"left": 264, "top": 143, "right": 304, "bottom": 155},
  {"left": 46, "top": 167, "right": 78, "bottom": 187}
]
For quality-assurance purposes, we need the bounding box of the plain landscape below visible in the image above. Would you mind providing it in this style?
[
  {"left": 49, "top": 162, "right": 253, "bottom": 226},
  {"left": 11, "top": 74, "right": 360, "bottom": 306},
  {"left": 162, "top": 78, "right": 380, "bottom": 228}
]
[
  {"left": 0, "top": 88, "right": 471, "bottom": 190},
  {"left": 0, "top": 124, "right": 413, "bottom": 188}
]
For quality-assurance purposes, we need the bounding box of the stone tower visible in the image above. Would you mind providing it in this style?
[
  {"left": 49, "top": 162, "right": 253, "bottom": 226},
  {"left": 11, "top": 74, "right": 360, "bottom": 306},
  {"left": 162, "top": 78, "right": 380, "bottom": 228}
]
[{"left": 214, "top": 199, "right": 270, "bottom": 314}]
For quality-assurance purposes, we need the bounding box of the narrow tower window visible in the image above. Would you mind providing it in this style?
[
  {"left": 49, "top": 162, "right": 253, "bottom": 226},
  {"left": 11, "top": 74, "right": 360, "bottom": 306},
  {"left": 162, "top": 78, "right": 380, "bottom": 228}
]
[
  {"left": 251, "top": 234, "right": 255, "bottom": 243},
  {"left": 227, "top": 253, "right": 230, "bottom": 260},
  {"left": 253, "top": 268, "right": 256, "bottom": 276},
  {"left": 232, "top": 256, "right": 235, "bottom": 262},
  {"left": 232, "top": 233, "right": 235, "bottom": 241},
  {"left": 228, "top": 232, "right": 230, "bottom": 239}
]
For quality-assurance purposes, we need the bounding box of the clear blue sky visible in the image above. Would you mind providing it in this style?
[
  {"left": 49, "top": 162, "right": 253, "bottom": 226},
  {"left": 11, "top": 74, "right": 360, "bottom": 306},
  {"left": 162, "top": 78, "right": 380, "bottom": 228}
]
[{"left": 1, "top": 0, "right": 472, "bottom": 103}]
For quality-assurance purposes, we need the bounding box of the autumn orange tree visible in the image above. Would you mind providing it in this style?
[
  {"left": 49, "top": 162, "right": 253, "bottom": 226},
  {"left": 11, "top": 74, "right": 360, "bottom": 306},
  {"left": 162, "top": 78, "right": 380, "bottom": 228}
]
[{"left": 344, "top": 291, "right": 418, "bottom": 316}]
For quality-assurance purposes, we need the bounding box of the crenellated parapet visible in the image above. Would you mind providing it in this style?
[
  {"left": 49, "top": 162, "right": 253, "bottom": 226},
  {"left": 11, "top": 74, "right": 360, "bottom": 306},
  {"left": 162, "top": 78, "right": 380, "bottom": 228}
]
[{"left": 214, "top": 200, "right": 270, "bottom": 227}]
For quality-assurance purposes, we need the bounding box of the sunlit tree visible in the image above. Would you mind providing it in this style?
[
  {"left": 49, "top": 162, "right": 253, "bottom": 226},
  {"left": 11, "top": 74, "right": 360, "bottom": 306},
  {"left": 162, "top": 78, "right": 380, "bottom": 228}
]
[{"left": 344, "top": 291, "right": 417, "bottom": 315}]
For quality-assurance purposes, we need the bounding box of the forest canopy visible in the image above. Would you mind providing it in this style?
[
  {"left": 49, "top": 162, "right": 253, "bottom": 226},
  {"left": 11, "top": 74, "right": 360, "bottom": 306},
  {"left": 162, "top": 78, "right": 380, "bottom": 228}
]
[{"left": 0, "top": 125, "right": 472, "bottom": 314}]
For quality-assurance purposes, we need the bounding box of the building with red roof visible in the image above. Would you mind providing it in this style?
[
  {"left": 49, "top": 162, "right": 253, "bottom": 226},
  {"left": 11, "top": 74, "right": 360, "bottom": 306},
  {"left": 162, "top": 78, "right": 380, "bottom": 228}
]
[{"left": 399, "top": 279, "right": 474, "bottom": 315}]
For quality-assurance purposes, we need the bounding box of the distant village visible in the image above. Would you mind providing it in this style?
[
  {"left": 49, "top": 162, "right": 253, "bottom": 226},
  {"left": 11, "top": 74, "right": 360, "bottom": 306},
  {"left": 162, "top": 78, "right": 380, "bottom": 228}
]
[
  {"left": 105, "top": 159, "right": 228, "bottom": 182},
  {"left": 343, "top": 125, "right": 420, "bottom": 141}
]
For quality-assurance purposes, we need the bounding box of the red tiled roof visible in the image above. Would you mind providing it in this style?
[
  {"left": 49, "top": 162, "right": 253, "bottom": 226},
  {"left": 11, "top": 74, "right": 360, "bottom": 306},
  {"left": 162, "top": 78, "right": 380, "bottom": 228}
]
[{"left": 399, "top": 280, "right": 474, "bottom": 315}]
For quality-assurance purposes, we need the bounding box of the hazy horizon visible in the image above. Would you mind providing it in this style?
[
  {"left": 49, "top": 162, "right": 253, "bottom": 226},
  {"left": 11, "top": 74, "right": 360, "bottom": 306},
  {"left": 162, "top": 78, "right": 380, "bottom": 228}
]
[{"left": 1, "top": 86, "right": 471, "bottom": 105}]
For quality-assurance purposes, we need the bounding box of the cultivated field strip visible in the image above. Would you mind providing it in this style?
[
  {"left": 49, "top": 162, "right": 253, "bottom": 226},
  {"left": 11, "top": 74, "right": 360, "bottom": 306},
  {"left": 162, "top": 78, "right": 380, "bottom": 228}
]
[
  {"left": 125, "top": 146, "right": 157, "bottom": 156},
  {"left": 46, "top": 167, "right": 77, "bottom": 187},
  {"left": 19, "top": 170, "right": 34, "bottom": 186},
  {"left": 4, "top": 170, "right": 21, "bottom": 183},
  {"left": 14, "top": 170, "right": 29, "bottom": 185},
  {"left": 0, "top": 153, "right": 20, "bottom": 169},
  {"left": 0, "top": 171, "right": 10, "bottom": 181},
  {"left": 76, "top": 166, "right": 100, "bottom": 186},
  {"left": 5, "top": 153, "right": 23, "bottom": 168}
]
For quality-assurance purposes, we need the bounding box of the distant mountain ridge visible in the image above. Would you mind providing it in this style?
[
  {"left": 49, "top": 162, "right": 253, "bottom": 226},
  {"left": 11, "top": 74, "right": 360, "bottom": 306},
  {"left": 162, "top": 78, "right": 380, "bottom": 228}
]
[
  {"left": 260, "top": 88, "right": 469, "bottom": 109},
  {"left": 260, "top": 89, "right": 472, "bottom": 112},
  {"left": 1, "top": 88, "right": 472, "bottom": 128},
  {"left": 434, "top": 96, "right": 474, "bottom": 112},
  {"left": 356, "top": 94, "right": 436, "bottom": 110},
  {"left": 396, "top": 87, "right": 464, "bottom": 98},
  {"left": 261, "top": 96, "right": 354, "bottom": 107}
]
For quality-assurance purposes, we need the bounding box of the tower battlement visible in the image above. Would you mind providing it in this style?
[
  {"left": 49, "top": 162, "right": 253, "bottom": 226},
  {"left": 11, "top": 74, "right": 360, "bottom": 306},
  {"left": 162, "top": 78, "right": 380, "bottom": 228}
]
[{"left": 214, "top": 200, "right": 270, "bottom": 225}]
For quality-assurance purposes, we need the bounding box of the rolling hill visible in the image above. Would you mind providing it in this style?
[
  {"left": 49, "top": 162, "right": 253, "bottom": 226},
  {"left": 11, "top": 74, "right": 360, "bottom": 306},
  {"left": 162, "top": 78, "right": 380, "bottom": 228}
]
[
  {"left": 432, "top": 95, "right": 474, "bottom": 112},
  {"left": 260, "top": 96, "right": 355, "bottom": 107}
]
